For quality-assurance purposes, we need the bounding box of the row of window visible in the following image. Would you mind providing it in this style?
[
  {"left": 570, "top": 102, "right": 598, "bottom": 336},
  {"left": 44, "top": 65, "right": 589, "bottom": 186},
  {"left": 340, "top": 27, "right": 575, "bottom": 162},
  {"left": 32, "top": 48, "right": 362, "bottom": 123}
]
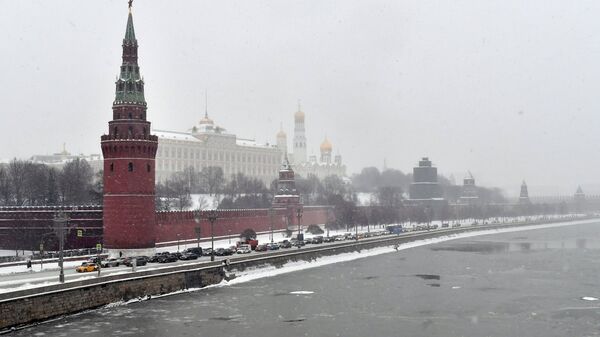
[
  {"left": 108, "top": 162, "right": 152, "bottom": 173},
  {"left": 156, "top": 160, "right": 277, "bottom": 176},
  {"left": 157, "top": 147, "right": 279, "bottom": 164}
]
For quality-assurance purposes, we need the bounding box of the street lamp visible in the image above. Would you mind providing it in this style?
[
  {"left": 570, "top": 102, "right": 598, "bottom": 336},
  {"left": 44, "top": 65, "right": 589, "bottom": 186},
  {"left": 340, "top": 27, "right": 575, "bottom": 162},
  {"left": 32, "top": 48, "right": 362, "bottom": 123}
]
[
  {"left": 176, "top": 233, "right": 181, "bottom": 252},
  {"left": 296, "top": 207, "right": 303, "bottom": 239},
  {"left": 53, "top": 211, "right": 69, "bottom": 283},
  {"left": 193, "top": 210, "right": 202, "bottom": 248},
  {"left": 207, "top": 210, "right": 219, "bottom": 262},
  {"left": 268, "top": 207, "right": 275, "bottom": 243}
]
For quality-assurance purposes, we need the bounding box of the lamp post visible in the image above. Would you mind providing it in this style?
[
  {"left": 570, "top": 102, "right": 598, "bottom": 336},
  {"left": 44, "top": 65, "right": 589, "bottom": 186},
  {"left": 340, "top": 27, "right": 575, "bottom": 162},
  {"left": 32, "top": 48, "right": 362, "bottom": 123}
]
[
  {"left": 176, "top": 233, "right": 181, "bottom": 252},
  {"left": 193, "top": 210, "right": 202, "bottom": 248},
  {"left": 268, "top": 207, "right": 274, "bottom": 243},
  {"left": 207, "top": 210, "right": 219, "bottom": 262},
  {"left": 53, "top": 211, "right": 69, "bottom": 283},
  {"left": 296, "top": 207, "right": 303, "bottom": 238},
  {"left": 228, "top": 229, "right": 232, "bottom": 245}
]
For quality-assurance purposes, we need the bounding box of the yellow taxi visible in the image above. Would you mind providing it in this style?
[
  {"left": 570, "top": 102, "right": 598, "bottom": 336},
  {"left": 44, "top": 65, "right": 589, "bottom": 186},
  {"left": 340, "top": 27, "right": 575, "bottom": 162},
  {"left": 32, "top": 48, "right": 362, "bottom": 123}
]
[{"left": 75, "top": 262, "right": 98, "bottom": 273}]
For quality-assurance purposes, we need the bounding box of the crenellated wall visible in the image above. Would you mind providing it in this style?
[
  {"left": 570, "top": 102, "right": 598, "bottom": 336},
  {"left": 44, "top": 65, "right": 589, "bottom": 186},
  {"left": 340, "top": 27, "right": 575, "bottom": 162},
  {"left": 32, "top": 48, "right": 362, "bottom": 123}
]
[
  {"left": 0, "top": 205, "right": 334, "bottom": 250},
  {"left": 155, "top": 206, "right": 333, "bottom": 243}
]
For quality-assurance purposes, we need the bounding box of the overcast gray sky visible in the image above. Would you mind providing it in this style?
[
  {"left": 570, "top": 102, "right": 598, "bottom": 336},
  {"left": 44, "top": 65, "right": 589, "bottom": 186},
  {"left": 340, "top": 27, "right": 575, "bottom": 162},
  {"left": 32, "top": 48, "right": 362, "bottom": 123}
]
[{"left": 1, "top": 0, "right": 599, "bottom": 196}]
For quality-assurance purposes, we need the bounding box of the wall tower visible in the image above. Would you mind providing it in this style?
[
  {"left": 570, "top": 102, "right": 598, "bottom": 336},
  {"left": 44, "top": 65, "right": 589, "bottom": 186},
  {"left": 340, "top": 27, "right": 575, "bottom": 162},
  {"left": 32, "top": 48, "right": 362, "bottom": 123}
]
[{"left": 100, "top": 5, "right": 158, "bottom": 257}]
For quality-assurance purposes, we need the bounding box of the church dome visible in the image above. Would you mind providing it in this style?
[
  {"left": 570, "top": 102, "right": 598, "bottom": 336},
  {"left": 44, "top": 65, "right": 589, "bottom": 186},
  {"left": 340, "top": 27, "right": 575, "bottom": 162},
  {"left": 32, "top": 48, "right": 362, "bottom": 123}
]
[
  {"left": 294, "top": 109, "right": 305, "bottom": 121},
  {"left": 199, "top": 114, "right": 214, "bottom": 125},
  {"left": 320, "top": 137, "right": 332, "bottom": 152},
  {"left": 277, "top": 130, "right": 286, "bottom": 138}
]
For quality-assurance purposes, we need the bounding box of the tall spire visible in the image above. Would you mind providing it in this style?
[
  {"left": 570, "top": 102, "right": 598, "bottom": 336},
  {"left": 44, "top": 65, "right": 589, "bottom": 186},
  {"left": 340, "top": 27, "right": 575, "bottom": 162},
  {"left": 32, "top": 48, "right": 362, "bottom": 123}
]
[
  {"left": 124, "top": 12, "right": 136, "bottom": 42},
  {"left": 115, "top": 2, "right": 144, "bottom": 104},
  {"left": 205, "top": 89, "right": 208, "bottom": 119},
  {"left": 124, "top": 0, "right": 136, "bottom": 44}
]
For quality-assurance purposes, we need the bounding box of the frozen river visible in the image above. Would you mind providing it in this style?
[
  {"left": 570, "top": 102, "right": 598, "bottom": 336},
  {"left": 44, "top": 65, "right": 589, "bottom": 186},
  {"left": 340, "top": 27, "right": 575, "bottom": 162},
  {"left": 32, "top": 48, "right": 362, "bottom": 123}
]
[{"left": 11, "top": 220, "right": 600, "bottom": 337}]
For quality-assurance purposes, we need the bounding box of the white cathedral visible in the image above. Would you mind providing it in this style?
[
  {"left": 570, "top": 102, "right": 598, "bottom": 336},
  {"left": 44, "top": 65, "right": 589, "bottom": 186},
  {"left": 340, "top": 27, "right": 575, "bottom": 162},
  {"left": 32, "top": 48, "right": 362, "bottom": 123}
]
[{"left": 276, "top": 106, "right": 346, "bottom": 180}]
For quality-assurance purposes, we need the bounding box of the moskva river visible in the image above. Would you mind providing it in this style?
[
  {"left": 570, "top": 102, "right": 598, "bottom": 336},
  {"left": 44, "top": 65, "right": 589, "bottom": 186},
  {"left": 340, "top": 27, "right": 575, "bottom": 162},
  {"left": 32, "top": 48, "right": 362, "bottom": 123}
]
[{"left": 13, "top": 221, "right": 600, "bottom": 337}]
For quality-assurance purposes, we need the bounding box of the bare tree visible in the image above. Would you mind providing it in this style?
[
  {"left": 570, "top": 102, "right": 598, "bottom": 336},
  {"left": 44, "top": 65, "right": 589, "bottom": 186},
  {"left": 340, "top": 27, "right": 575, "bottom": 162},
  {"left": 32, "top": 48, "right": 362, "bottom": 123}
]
[{"left": 8, "top": 159, "right": 27, "bottom": 206}]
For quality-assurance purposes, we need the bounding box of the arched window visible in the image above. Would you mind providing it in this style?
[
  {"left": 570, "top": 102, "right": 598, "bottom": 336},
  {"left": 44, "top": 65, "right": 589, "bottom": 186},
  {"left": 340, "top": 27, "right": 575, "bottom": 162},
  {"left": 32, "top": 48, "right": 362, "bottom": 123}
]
[
  {"left": 128, "top": 162, "right": 134, "bottom": 172},
  {"left": 128, "top": 127, "right": 133, "bottom": 138},
  {"left": 128, "top": 112, "right": 133, "bottom": 119},
  {"left": 110, "top": 163, "right": 114, "bottom": 172},
  {"left": 147, "top": 164, "right": 151, "bottom": 172},
  {"left": 114, "top": 127, "right": 118, "bottom": 136},
  {"left": 143, "top": 127, "right": 147, "bottom": 137}
]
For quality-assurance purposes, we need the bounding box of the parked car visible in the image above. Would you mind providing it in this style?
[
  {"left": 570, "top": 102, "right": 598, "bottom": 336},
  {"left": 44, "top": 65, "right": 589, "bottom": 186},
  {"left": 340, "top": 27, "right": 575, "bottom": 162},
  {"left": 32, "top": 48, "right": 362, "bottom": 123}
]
[
  {"left": 202, "top": 248, "right": 213, "bottom": 256},
  {"left": 215, "top": 248, "right": 234, "bottom": 256},
  {"left": 291, "top": 240, "right": 305, "bottom": 248},
  {"left": 334, "top": 235, "right": 345, "bottom": 241},
  {"left": 76, "top": 262, "right": 98, "bottom": 273},
  {"left": 312, "top": 236, "right": 324, "bottom": 244},
  {"left": 179, "top": 252, "right": 199, "bottom": 260},
  {"left": 279, "top": 240, "right": 292, "bottom": 248},
  {"left": 158, "top": 254, "right": 178, "bottom": 263},
  {"left": 101, "top": 258, "right": 123, "bottom": 268},
  {"left": 185, "top": 247, "right": 203, "bottom": 256},
  {"left": 323, "top": 236, "right": 335, "bottom": 243},
  {"left": 267, "top": 243, "right": 280, "bottom": 250},
  {"left": 237, "top": 244, "right": 252, "bottom": 254},
  {"left": 124, "top": 256, "right": 147, "bottom": 267},
  {"left": 304, "top": 238, "right": 314, "bottom": 244},
  {"left": 255, "top": 244, "right": 268, "bottom": 252}
]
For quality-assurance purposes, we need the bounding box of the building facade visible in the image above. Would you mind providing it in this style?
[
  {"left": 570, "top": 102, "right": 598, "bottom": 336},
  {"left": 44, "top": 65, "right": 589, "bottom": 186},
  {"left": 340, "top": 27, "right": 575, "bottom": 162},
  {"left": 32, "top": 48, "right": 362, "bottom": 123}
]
[{"left": 154, "top": 112, "right": 281, "bottom": 185}]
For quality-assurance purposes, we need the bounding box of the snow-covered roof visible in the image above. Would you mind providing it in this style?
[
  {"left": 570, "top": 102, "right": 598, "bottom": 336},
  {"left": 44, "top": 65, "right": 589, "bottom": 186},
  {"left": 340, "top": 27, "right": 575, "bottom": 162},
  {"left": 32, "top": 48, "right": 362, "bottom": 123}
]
[
  {"left": 236, "top": 138, "right": 272, "bottom": 149},
  {"left": 153, "top": 129, "right": 201, "bottom": 142}
]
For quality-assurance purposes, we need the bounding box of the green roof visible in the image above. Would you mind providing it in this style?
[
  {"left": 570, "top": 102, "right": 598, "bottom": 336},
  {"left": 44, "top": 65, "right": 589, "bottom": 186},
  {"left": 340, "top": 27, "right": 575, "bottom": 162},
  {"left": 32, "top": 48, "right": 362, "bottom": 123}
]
[{"left": 124, "top": 12, "right": 136, "bottom": 43}]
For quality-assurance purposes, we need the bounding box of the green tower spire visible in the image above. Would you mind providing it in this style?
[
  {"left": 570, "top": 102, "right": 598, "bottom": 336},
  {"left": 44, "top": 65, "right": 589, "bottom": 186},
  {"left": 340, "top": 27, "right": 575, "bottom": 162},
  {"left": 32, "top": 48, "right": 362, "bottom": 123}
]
[
  {"left": 114, "top": 6, "right": 145, "bottom": 105},
  {"left": 124, "top": 11, "right": 136, "bottom": 43}
]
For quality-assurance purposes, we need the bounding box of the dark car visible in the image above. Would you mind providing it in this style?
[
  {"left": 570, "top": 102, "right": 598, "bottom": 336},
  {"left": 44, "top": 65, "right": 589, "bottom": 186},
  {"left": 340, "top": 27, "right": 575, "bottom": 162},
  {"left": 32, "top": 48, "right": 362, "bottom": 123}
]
[
  {"left": 267, "top": 243, "right": 280, "bottom": 250},
  {"left": 158, "top": 254, "right": 178, "bottom": 263},
  {"left": 312, "top": 236, "right": 324, "bottom": 244},
  {"left": 304, "top": 238, "right": 313, "bottom": 244},
  {"left": 185, "top": 247, "right": 203, "bottom": 256},
  {"left": 202, "top": 248, "right": 213, "bottom": 256},
  {"left": 179, "top": 252, "right": 199, "bottom": 260},
  {"left": 255, "top": 244, "right": 268, "bottom": 252},
  {"left": 124, "top": 256, "right": 147, "bottom": 267},
  {"left": 279, "top": 240, "right": 292, "bottom": 248},
  {"left": 215, "top": 248, "right": 234, "bottom": 256},
  {"left": 323, "top": 236, "right": 335, "bottom": 243},
  {"left": 291, "top": 240, "right": 305, "bottom": 248}
]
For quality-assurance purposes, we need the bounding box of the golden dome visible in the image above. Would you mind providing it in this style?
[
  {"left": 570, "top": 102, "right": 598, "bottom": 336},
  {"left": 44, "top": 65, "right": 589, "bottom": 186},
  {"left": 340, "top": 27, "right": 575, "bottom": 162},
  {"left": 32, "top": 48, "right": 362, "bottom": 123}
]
[
  {"left": 199, "top": 115, "right": 214, "bottom": 125},
  {"left": 294, "top": 109, "right": 305, "bottom": 121},
  {"left": 320, "top": 137, "right": 332, "bottom": 152},
  {"left": 277, "top": 129, "right": 286, "bottom": 138}
]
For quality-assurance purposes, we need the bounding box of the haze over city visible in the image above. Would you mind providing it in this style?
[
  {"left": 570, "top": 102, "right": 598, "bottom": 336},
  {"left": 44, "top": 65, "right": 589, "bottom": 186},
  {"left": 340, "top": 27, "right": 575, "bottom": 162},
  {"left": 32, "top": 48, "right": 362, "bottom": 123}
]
[{"left": 1, "top": 0, "right": 599, "bottom": 196}]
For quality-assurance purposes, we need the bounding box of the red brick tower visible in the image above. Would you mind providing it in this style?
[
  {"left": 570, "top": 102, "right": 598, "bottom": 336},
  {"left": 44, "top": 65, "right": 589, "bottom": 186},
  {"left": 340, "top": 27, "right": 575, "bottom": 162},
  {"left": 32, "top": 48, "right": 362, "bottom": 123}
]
[{"left": 100, "top": 6, "right": 158, "bottom": 257}]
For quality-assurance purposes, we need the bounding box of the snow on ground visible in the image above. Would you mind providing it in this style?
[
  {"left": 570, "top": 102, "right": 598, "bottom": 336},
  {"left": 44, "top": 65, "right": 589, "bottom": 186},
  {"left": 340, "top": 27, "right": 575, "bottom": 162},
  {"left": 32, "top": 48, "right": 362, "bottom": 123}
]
[
  {"left": 0, "top": 250, "right": 33, "bottom": 258},
  {"left": 356, "top": 192, "right": 375, "bottom": 206},
  {"left": 0, "top": 260, "right": 84, "bottom": 277},
  {"left": 189, "top": 194, "right": 222, "bottom": 210}
]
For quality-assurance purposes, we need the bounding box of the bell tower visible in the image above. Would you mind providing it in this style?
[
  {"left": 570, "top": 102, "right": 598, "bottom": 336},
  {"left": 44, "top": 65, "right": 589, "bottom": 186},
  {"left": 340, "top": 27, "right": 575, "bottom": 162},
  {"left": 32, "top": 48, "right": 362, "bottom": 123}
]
[{"left": 100, "top": 4, "right": 158, "bottom": 257}]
